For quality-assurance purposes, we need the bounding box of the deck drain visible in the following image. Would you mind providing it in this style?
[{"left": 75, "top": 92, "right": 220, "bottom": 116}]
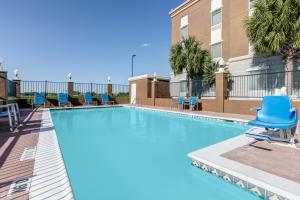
[
  {"left": 20, "top": 147, "right": 36, "bottom": 161},
  {"left": 8, "top": 177, "right": 32, "bottom": 196}
]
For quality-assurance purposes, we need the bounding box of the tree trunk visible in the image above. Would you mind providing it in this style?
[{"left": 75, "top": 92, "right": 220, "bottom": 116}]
[{"left": 284, "top": 58, "right": 294, "bottom": 96}]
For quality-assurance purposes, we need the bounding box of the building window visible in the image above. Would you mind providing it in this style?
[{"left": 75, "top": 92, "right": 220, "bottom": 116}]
[
  {"left": 180, "top": 26, "right": 188, "bottom": 39},
  {"left": 211, "top": 9, "right": 222, "bottom": 28},
  {"left": 180, "top": 15, "right": 188, "bottom": 39},
  {"left": 211, "top": 42, "right": 222, "bottom": 59},
  {"left": 249, "top": 0, "right": 256, "bottom": 10},
  {"left": 249, "top": 0, "right": 256, "bottom": 16}
]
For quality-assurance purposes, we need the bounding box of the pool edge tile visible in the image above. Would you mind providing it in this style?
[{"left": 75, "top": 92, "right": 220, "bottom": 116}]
[
  {"left": 188, "top": 135, "right": 300, "bottom": 200},
  {"left": 29, "top": 109, "right": 75, "bottom": 200}
]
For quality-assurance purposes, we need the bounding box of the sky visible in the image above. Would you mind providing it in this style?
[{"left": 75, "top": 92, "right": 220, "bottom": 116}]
[{"left": 0, "top": 0, "right": 184, "bottom": 84}]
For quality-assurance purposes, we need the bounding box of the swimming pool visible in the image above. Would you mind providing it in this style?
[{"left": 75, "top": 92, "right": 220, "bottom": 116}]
[{"left": 51, "top": 107, "right": 260, "bottom": 200}]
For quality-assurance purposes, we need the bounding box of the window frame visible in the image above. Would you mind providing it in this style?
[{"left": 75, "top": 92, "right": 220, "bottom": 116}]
[
  {"left": 180, "top": 25, "right": 188, "bottom": 40},
  {"left": 211, "top": 42, "right": 222, "bottom": 60},
  {"left": 211, "top": 8, "right": 222, "bottom": 29}
]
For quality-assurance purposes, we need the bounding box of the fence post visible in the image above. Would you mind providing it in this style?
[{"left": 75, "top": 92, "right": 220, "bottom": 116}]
[
  {"left": 107, "top": 83, "right": 112, "bottom": 99},
  {"left": 68, "top": 81, "right": 74, "bottom": 99},
  {"left": 0, "top": 70, "right": 8, "bottom": 103},
  {"left": 13, "top": 79, "right": 21, "bottom": 98},
  {"left": 44, "top": 80, "right": 48, "bottom": 95},
  {"left": 151, "top": 79, "right": 158, "bottom": 106},
  {"left": 215, "top": 69, "right": 228, "bottom": 113}
]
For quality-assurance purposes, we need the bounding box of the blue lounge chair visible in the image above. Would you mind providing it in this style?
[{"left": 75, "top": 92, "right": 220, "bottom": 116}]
[
  {"left": 58, "top": 93, "right": 71, "bottom": 107},
  {"left": 246, "top": 96, "right": 298, "bottom": 143},
  {"left": 33, "top": 92, "right": 46, "bottom": 108},
  {"left": 177, "top": 97, "right": 184, "bottom": 109},
  {"left": 101, "top": 93, "right": 114, "bottom": 105},
  {"left": 84, "top": 93, "right": 97, "bottom": 105}
]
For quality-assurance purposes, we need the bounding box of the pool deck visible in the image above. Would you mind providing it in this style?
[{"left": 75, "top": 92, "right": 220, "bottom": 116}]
[
  {"left": 0, "top": 108, "right": 73, "bottom": 200},
  {"left": 0, "top": 105, "right": 299, "bottom": 199},
  {"left": 0, "top": 108, "right": 40, "bottom": 200}
]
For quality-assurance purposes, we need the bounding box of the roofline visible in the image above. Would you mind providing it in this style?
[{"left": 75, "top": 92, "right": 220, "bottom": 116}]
[
  {"left": 128, "top": 74, "right": 170, "bottom": 82},
  {"left": 169, "top": 0, "right": 200, "bottom": 17}
]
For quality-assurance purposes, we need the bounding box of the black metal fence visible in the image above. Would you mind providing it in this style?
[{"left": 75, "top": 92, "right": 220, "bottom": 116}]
[
  {"left": 21, "top": 81, "right": 68, "bottom": 98},
  {"left": 112, "top": 84, "right": 129, "bottom": 97},
  {"left": 169, "top": 80, "right": 215, "bottom": 98},
  {"left": 20, "top": 80, "right": 129, "bottom": 98},
  {"left": 73, "top": 83, "right": 107, "bottom": 96},
  {"left": 228, "top": 71, "right": 300, "bottom": 98},
  {"left": 7, "top": 79, "right": 16, "bottom": 98}
]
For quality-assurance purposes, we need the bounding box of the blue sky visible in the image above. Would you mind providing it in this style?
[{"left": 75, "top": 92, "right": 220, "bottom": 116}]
[{"left": 0, "top": 0, "right": 183, "bottom": 84}]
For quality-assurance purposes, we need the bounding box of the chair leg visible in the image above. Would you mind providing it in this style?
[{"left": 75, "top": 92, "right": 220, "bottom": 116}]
[
  {"left": 15, "top": 103, "right": 21, "bottom": 123},
  {"left": 11, "top": 104, "right": 18, "bottom": 126},
  {"left": 7, "top": 106, "right": 14, "bottom": 131}
]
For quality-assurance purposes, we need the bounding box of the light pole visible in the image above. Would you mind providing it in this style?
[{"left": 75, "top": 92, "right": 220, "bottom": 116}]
[
  {"left": 0, "top": 57, "right": 4, "bottom": 71},
  {"left": 131, "top": 54, "right": 136, "bottom": 77}
]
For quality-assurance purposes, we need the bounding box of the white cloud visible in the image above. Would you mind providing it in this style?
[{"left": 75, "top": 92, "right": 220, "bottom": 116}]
[{"left": 141, "top": 43, "right": 152, "bottom": 47}]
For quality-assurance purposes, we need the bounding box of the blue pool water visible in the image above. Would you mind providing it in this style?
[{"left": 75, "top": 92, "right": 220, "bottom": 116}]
[{"left": 51, "top": 107, "right": 260, "bottom": 200}]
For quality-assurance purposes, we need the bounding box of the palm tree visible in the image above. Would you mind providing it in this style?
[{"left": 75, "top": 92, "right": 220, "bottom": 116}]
[
  {"left": 170, "top": 36, "right": 211, "bottom": 95},
  {"left": 245, "top": 0, "right": 300, "bottom": 95},
  {"left": 202, "top": 59, "right": 219, "bottom": 86}
]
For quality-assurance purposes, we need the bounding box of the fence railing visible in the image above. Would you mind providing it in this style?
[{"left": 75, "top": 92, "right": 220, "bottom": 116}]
[
  {"left": 20, "top": 80, "right": 129, "bottom": 98},
  {"left": 7, "top": 79, "right": 16, "bottom": 98},
  {"left": 21, "top": 81, "right": 68, "bottom": 98},
  {"left": 112, "top": 84, "right": 129, "bottom": 97},
  {"left": 169, "top": 80, "right": 216, "bottom": 98},
  {"left": 228, "top": 71, "right": 300, "bottom": 98},
  {"left": 73, "top": 82, "right": 113, "bottom": 96}
]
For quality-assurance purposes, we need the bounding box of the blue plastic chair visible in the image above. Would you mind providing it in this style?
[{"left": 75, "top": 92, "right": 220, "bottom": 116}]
[
  {"left": 177, "top": 97, "right": 184, "bottom": 109},
  {"left": 101, "top": 94, "right": 114, "bottom": 105},
  {"left": 33, "top": 92, "right": 45, "bottom": 108},
  {"left": 189, "top": 97, "right": 199, "bottom": 110},
  {"left": 246, "top": 96, "right": 298, "bottom": 142},
  {"left": 84, "top": 93, "right": 97, "bottom": 105},
  {"left": 58, "top": 93, "right": 70, "bottom": 107}
]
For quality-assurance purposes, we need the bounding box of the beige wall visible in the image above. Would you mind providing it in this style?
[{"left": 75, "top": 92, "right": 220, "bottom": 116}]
[
  {"left": 130, "top": 79, "right": 152, "bottom": 101},
  {"left": 171, "top": 0, "right": 250, "bottom": 61},
  {"left": 171, "top": 0, "right": 211, "bottom": 52},
  {"left": 227, "top": 0, "right": 249, "bottom": 59},
  {"left": 129, "top": 78, "right": 170, "bottom": 105}
]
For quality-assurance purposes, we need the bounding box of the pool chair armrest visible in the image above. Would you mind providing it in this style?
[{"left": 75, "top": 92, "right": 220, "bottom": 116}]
[
  {"left": 250, "top": 107, "right": 261, "bottom": 112},
  {"left": 290, "top": 108, "right": 297, "bottom": 113},
  {"left": 290, "top": 108, "right": 298, "bottom": 119}
]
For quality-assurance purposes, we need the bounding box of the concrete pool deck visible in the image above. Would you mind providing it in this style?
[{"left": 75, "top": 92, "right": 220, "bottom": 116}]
[{"left": 0, "top": 105, "right": 299, "bottom": 199}]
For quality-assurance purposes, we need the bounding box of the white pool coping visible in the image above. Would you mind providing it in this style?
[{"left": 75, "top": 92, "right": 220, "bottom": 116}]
[
  {"left": 123, "top": 105, "right": 249, "bottom": 124},
  {"left": 29, "top": 109, "right": 74, "bottom": 200},
  {"left": 188, "top": 135, "right": 300, "bottom": 200}
]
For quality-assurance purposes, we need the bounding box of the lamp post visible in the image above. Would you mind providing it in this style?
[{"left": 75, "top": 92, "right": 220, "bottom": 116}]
[
  {"left": 13, "top": 69, "right": 20, "bottom": 80},
  {"left": 218, "top": 58, "right": 225, "bottom": 72},
  {"left": 67, "top": 73, "right": 72, "bottom": 81},
  {"left": 0, "top": 57, "right": 4, "bottom": 71},
  {"left": 131, "top": 54, "right": 136, "bottom": 77}
]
